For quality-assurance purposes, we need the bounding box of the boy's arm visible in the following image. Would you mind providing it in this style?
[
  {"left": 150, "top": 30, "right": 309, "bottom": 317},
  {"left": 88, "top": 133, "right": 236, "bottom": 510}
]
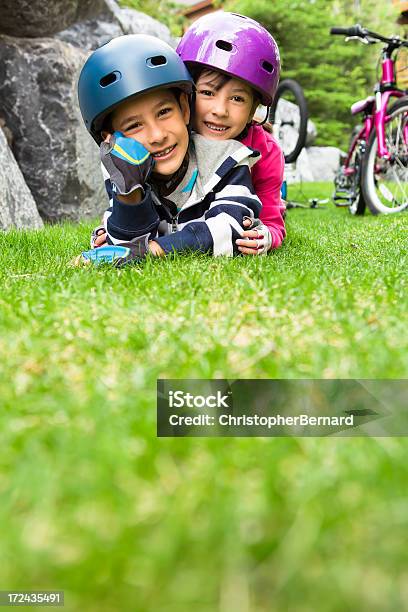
[
  {"left": 100, "top": 132, "right": 161, "bottom": 245},
  {"left": 154, "top": 164, "right": 262, "bottom": 257},
  {"left": 104, "top": 187, "right": 160, "bottom": 244}
]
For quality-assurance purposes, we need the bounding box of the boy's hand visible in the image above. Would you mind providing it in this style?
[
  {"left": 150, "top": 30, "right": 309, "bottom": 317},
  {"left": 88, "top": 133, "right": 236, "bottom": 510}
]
[
  {"left": 100, "top": 131, "right": 155, "bottom": 196},
  {"left": 236, "top": 217, "right": 272, "bottom": 255},
  {"left": 73, "top": 236, "right": 151, "bottom": 268}
]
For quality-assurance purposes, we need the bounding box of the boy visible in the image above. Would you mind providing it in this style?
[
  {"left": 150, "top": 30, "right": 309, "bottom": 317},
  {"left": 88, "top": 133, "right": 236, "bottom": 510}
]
[{"left": 77, "top": 34, "right": 263, "bottom": 266}]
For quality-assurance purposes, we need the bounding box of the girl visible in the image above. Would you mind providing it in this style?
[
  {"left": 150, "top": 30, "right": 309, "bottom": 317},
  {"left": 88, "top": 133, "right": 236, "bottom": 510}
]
[{"left": 177, "top": 12, "right": 286, "bottom": 255}]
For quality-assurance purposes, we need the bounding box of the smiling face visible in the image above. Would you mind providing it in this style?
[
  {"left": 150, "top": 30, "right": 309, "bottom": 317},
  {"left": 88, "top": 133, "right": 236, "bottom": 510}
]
[
  {"left": 194, "top": 70, "right": 257, "bottom": 140},
  {"left": 109, "top": 88, "right": 190, "bottom": 177}
]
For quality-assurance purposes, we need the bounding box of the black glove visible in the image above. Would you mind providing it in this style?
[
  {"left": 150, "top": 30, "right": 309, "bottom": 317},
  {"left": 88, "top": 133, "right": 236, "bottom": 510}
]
[{"left": 100, "top": 131, "right": 155, "bottom": 196}]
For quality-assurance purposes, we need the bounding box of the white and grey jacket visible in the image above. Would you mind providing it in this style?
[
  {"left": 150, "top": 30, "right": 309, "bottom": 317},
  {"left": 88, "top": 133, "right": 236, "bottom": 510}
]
[{"left": 103, "top": 133, "right": 262, "bottom": 257}]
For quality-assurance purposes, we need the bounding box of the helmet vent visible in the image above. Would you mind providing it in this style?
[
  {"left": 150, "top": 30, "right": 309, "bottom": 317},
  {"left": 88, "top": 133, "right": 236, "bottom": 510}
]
[
  {"left": 261, "top": 60, "right": 274, "bottom": 73},
  {"left": 100, "top": 71, "right": 121, "bottom": 87},
  {"left": 215, "top": 40, "right": 233, "bottom": 52},
  {"left": 147, "top": 55, "right": 167, "bottom": 67}
]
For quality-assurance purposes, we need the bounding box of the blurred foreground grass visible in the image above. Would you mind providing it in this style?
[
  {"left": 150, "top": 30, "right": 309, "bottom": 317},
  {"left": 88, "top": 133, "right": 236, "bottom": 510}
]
[{"left": 0, "top": 183, "right": 407, "bottom": 611}]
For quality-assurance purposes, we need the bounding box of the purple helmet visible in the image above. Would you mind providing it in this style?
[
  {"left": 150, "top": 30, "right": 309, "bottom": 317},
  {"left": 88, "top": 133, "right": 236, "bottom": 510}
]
[{"left": 177, "top": 12, "right": 280, "bottom": 106}]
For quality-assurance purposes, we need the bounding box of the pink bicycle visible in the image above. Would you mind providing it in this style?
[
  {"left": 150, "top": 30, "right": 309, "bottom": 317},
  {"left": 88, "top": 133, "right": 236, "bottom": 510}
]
[{"left": 331, "top": 24, "right": 408, "bottom": 215}]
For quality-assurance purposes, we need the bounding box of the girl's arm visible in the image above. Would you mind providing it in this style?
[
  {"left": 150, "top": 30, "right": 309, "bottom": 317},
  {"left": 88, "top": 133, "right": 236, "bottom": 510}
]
[
  {"left": 241, "top": 127, "right": 286, "bottom": 251},
  {"left": 154, "top": 164, "right": 262, "bottom": 256}
]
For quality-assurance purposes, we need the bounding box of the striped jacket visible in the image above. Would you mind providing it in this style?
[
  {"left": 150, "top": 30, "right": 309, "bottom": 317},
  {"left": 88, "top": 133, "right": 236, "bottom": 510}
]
[{"left": 103, "top": 133, "right": 262, "bottom": 257}]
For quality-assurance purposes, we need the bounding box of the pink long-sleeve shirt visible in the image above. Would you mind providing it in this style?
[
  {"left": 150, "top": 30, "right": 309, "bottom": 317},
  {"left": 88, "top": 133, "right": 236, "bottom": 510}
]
[{"left": 241, "top": 125, "right": 286, "bottom": 249}]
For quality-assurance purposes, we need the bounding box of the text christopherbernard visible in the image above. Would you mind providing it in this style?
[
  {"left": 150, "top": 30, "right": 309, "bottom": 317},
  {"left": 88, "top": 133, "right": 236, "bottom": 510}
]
[{"left": 169, "top": 413, "right": 354, "bottom": 427}]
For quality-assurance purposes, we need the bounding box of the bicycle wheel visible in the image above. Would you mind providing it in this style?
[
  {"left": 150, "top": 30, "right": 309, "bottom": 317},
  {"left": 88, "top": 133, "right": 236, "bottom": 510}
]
[
  {"left": 361, "top": 97, "right": 408, "bottom": 214},
  {"left": 269, "top": 79, "right": 308, "bottom": 164}
]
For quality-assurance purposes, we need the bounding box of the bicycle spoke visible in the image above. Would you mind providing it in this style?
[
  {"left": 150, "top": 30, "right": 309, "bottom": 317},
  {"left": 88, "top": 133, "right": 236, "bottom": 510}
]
[
  {"left": 378, "top": 159, "right": 407, "bottom": 207},
  {"left": 391, "top": 160, "right": 408, "bottom": 203}
]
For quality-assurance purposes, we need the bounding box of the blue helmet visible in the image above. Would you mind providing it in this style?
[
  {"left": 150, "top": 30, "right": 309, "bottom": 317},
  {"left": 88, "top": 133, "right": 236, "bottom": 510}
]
[{"left": 78, "top": 34, "right": 193, "bottom": 144}]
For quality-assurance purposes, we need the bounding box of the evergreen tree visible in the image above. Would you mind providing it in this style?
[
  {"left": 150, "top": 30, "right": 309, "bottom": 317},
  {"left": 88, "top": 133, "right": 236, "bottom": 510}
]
[{"left": 225, "top": 0, "right": 396, "bottom": 147}]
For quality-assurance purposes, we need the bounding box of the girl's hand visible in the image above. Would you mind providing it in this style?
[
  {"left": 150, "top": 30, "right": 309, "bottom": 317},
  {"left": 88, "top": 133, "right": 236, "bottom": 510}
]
[
  {"left": 94, "top": 231, "right": 107, "bottom": 247},
  {"left": 90, "top": 225, "right": 108, "bottom": 249},
  {"left": 236, "top": 218, "right": 272, "bottom": 255}
]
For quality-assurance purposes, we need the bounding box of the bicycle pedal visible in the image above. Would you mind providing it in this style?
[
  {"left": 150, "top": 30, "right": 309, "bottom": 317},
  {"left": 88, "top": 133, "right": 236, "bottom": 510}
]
[
  {"left": 333, "top": 193, "right": 351, "bottom": 200},
  {"left": 333, "top": 194, "right": 353, "bottom": 206}
]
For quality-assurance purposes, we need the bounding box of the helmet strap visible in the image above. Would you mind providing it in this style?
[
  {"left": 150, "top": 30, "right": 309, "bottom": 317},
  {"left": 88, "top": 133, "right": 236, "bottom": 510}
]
[
  {"left": 253, "top": 105, "right": 270, "bottom": 126},
  {"left": 151, "top": 151, "right": 190, "bottom": 196}
]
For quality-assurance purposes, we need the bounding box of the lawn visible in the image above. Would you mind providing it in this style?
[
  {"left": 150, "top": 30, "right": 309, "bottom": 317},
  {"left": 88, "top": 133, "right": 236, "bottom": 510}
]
[{"left": 0, "top": 182, "right": 407, "bottom": 611}]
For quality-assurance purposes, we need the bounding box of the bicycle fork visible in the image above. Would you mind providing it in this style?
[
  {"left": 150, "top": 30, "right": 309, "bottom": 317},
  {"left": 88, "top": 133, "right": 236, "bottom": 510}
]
[{"left": 374, "top": 90, "right": 407, "bottom": 159}]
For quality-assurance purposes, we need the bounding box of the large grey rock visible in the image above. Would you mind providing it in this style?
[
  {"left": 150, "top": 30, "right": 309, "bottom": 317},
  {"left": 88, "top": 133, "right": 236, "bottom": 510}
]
[
  {"left": 285, "top": 148, "right": 314, "bottom": 184},
  {"left": 56, "top": 1, "right": 175, "bottom": 52},
  {"left": 56, "top": 18, "right": 123, "bottom": 51},
  {"left": 0, "top": 35, "right": 105, "bottom": 222},
  {"left": 103, "top": 0, "right": 176, "bottom": 47},
  {"left": 305, "top": 146, "right": 342, "bottom": 182},
  {"left": 305, "top": 119, "right": 318, "bottom": 147},
  {"left": 0, "top": 128, "right": 43, "bottom": 230},
  {"left": 0, "top": 0, "right": 107, "bottom": 38},
  {"left": 116, "top": 9, "right": 175, "bottom": 47},
  {"left": 287, "top": 146, "right": 342, "bottom": 183},
  {"left": 273, "top": 97, "right": 317, "bottom": 149}
]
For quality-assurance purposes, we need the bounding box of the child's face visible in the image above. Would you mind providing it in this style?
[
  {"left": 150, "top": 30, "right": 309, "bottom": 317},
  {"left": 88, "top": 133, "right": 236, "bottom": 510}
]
[
  {"left": 110, "top": 89, "right": 190, "bottom": 177},
  {"left": 194, "top": 71, "right": 256, "bottom": 140}
]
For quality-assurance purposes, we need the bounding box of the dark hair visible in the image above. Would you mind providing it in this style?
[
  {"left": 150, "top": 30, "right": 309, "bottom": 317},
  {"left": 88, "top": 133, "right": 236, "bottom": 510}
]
[
  {"left": 193, "top": 67, "right": 231, "bottom": 92},
  {"left": 193, "top": 67, "right": 260, "bottom": 104},
  {"left": 101, "top": 113, "right": 113, "bottom": 136}
]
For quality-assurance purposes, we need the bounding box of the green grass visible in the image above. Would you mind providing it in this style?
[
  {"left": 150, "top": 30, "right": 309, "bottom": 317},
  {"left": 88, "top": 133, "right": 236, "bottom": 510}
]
[{"left": 0, "top": 182, "right": 407, "bottom": 611}]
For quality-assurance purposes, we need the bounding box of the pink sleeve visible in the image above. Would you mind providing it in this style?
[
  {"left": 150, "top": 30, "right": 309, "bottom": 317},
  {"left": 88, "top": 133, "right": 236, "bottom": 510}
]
[{"left": 242, "top": 127, "right": 286, "bottom": 249}]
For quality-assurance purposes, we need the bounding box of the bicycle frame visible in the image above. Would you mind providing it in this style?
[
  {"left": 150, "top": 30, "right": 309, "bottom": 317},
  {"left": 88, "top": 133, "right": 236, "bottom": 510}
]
[
  {"left": 376, "top": 57, "right": 406, "bottom": 159},
  {"left": 344, "top": 124, "right": 368, "bottom": 175},
  {"left": 345, "top": 49, "right": 407, "bottom": 168}
]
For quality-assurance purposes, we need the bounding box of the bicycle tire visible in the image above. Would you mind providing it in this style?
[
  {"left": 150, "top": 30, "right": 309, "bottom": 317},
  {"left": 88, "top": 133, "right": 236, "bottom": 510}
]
[
  {"left": 361, "top": 97, "right": 408, "bottom": 215},
  {"left": 270, "top": 79, "right": 308, "bottom": 164}
]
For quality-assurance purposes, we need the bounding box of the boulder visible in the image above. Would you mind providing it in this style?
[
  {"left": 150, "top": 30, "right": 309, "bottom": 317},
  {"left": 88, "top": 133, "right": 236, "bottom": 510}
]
[
  {"left": 0, "top": 127, "right": 43, "bottom": 230},
  {"left": 287, "top": 146, "right": 342, "bottom": 183},
  {"left": 305, "top": 146, "right": 342, "bottom": 182},
  {"left": 305, "top": 119, "right": 318, "bottom": 147},
  {"left": 56, "top": 19, "right": 123, "bottom": 52},
  {"left": 289, "top": 148, "right": 314, "bottom": 183},
  {"left": 56, "top": 1, "right": 176, "bottom": 52},
  {"left": 114, "top": 9, "right": 175, "bottom": 47},
  {"left": 0, "top": 0, "right": 107, "bottom": 38},
  {"left": 273, "top": 97, "right": 317, "bottom": 149},
  {"left": 0, "top": 35, "right": 105, "bottom": 222},
  {"left": 103, "top": 0, "right": 176, "bottom": 47}
]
